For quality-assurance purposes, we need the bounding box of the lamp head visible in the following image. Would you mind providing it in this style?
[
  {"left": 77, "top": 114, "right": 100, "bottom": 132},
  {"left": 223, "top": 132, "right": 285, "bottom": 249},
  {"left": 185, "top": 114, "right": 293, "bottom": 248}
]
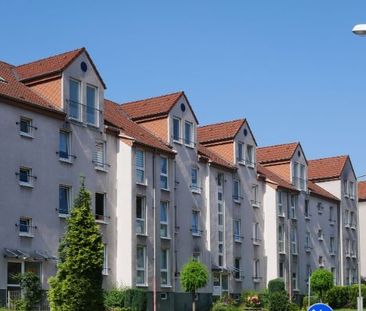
[{"left": 353, "top": 24, "right": 366, "bottom": 36}]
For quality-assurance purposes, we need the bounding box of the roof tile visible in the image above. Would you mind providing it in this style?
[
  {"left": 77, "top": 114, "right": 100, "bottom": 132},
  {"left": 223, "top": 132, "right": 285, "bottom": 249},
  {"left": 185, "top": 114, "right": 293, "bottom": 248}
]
[
  {"left": 308, "top": 155, "right": 348, "bottom": 181},
  {"left": 257, "top": 164, "right": 297, "bottom": 191},
  {"left": 198, "top": 119, "right": 245, "bottom": 144},
  {"left": 198, "top": 144, "right": 236, "bottom": 170},
  {"left": 308, "top": 180, "right": 339, "bottom": 202},
  {"left": 358, "top": 181, "right": 366, "bottom": 202},
  {"left": 257, "top": 142, "right": 299, "bottom": 164}
]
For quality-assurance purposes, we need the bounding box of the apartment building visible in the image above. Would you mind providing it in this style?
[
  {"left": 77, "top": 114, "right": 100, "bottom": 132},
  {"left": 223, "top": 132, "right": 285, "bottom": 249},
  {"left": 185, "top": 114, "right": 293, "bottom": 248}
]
[
  {"left": 358, "top": 181, "right": 366, "bottom": 277},
  {"left": 0, "top": 47, "right": 359, "bottom": 309},
  {"left": 308, "top": 156, "right": 358, "bottom": 285}
]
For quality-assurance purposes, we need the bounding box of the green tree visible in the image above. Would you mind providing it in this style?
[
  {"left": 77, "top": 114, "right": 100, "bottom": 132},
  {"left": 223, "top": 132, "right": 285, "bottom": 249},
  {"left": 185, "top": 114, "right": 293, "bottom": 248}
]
[
  {"left": 310, "top": 269, "right": 334, "bottom": 302},
  {"left": 48, "top": 179, "right": 104, "bottom": 311},
  {"left": 180, "top": 258, "right": 209, "bottom": 311},
  {"left": 14, "top": 272, "right": 42, "bottom": 311}
]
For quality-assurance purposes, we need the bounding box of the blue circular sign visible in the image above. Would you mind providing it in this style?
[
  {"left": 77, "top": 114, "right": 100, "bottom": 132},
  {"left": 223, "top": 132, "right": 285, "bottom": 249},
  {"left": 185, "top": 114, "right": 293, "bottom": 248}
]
[{"left": 308, "top": 303, "right": 333, "bottom": 311}]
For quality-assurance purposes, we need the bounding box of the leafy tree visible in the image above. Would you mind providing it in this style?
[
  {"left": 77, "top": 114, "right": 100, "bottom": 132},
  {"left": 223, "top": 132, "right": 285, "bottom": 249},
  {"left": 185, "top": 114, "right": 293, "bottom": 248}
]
[
  {"left": 310, "top": 269, "right": 334, "bottom": 302},
  {"left": 48, "top": 179, "right": 104, "bottom": 311},
  {"left": 14, "top": 272, "right": 42, "bottom": 311},
  {"left": 180, "top": 258, "right": 209, "bottom": 311}
]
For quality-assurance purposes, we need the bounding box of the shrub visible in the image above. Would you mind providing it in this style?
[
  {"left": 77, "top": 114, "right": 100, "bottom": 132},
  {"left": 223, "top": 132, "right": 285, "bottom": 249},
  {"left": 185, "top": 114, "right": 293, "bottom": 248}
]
[
  {"left": 268, "top": 291, "right": 289, "bottom": 311},
  {"left": 325, "top": 286, "right": 349, "bottom": 309},
  {"left": 268, "top": 278, "right": 285, "bottom": 294},
  {"left": 241, "top": 290, "right": 263, "bottom": 307},
  {"left": 211, "top": 301, "right": 238, "bottom": 311},
  {"left": 288, "top": 302, "right": 300, "bottom": 311},
  {"left": 348, "top": 284, "right": 366, "bottom": 308},
  {"left": 310, "top": 269, "right": 334, "bottom": 301},
  {"left": 302, "top": 295, "right": 319, "bottom": 309},
  {"left": 14, "top": 272, "right": 42, "bottom": 311},
  {"left": 104, "top": 288, "right": 146, "bottom": 311}
]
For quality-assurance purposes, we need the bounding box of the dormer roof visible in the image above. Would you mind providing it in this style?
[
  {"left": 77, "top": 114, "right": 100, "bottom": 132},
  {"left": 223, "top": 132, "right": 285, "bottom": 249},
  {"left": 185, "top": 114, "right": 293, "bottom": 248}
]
[
  {"left": 120, "top": 91, "right": 199, "bottom": 123},
  {"left": 257, "top": 142, "right": 301, "bottom": 165},
  {"left": 15, "top": 47, "right": 106, "bottom": 88},
  {"left": 359, "top": 181, "right": 366, "bottom": 202},
  {"left": 308, "top": 155, "right": 350, "bottom": 182}
]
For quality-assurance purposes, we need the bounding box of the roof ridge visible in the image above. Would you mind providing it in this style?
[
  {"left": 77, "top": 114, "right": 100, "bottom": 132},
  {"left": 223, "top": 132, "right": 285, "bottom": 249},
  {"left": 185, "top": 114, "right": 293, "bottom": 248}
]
[
  {"left": 16, "top": 47, "right": 85, "bottom": 68},
  {"left": 257, "top": 141, "right": 299, "bottom": 150},
  {"left": 198, "top": 118, "right": 245, "bottom": 129},
  {"left": 121, "top": 91, "right": 183, "bottom": 106},
  {"left": 308, "top": 155, "right": 349, "bottom": 162}
]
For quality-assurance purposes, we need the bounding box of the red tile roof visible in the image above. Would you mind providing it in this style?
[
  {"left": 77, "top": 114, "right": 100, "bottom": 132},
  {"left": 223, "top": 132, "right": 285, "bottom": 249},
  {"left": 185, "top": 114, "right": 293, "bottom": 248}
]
[
  {"left": 308, "top": 155, "right": 349, "bottom": 182},
  {"left": 198, "top": 119, "right": 246, "bottom": 144},
  {"left": 15, "top": 48, "right": 106, "bottom": 88},
  {"left": 257, "top": 142, "right": 299, "bottom": 164},
  {"left": 0, "top": 61, "right": 62, "bottom": 113},
  {"left": 257, "top": 164, "right": 298, "bottom": 191},
  {"left": 120, "top": 91, "right": 198, "bottom": 123},
  {"left": 358, "top": 181, "right": 366, "bottom": 202},
  {"left": 198, "top": 144, "right": 236, "bottom": 171},
  {"left": 104, "top": 99, "right": 174, "bottom": 155},
  {"left": 308, "top": 180, "right": 339, "bottom": 202}
]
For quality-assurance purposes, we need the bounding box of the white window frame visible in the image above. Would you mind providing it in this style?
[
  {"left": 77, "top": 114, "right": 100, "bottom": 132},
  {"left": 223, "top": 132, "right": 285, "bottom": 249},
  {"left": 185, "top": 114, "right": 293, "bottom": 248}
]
[
  {"left": 59, "top": 130, "right": 72, "bottom": 163},
  {"left": 292, "top": 272, "right": 298, "bottom": 290},
  {"left": 278, "top": 224, "right": 285, "bottom": 254},
  {"left": 349, "top": 181, "right": 355, "bottom": 200},
  {"left": 18, "top": 217, "right": 34, "bottom": 237},
  {"left": 136, "top": 196, "right": 146, "bottom": 235},
  {"left": 94, "top": 141, "right": 107, "bottom": 171},
  {"left": 135, "top": 150, "right": 146, "bottom": 185},
  {"left": 245, "top": 144, "right": 255, "bottom": 167},
  {"left": 237, "top": 142, "right": 244, "bottom": 164},
  {"left": 253, "top": 259, "right": 260, "bottom": 281},
  {"left": 330, "top": 237, "right": 336, "bottom": 255},
  {"left": 86, "top": 84, "right": 99, "bottom": 126},
  {"left": 344, "top": 180, "right": 349, "bottom": 198},
  {"left": 234, "top": 257, "right": 241, "bottom": 280},
  {"left": 160, "top": 201, "right": 169, "bottom": 239},
  {"left": 172, "top": 117, "right": 181, "bottom": 143},
  {"left": 160, "top": 157, "right": 169, "bottom": 190},
  {"left": 290, "top": 227, "right": 297, "bottom": 255},
  {"left": 191, "top": 167, "right": 201, "bottom": 194},
  {"left": 290, "top": 194, "right": 297, "bottom": 219},
  {"left": 19, "top": 117, "right": 34, "bottom": 138},
  {"left": 233, "top": 219, "right": 242, "bottom": 243},
  {"left": 251, "top": 184, "right": 260, "bottom": 207},
  {"left": 252, "top": 222, "right": 260, "bottom": 245},
  {"left": 318, "top": 229, "right": 324, "bottom": 241},
  {"left": 68, "top": 78, "right": 81, "bottom": 121},
  {"left": 160, "top": 249, "right": 170, "bottom": 286},
  {"left": 184, "top": 121, "right": 194, "bottom": 147},
  {"left": 18, "top": 167, "right": 33, "bottom": 188},
  {"left": 191, "top": 211, "right": 200, "bottom": 236},
  {"left": 277, "top": 191, "right": 285, "bottom": 217},
  {"left": 136, "top": 245, "right": 147, "bottom": 286},
  {"left": 305, "top": 231, "right": 311, "bottom": 252}
]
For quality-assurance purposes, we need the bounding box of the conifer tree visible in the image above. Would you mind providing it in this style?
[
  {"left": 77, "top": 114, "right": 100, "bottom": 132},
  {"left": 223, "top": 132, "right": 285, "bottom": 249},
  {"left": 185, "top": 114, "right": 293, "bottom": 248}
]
[{"left": 48, "top": 178, "right": 104, "bottom": 311}]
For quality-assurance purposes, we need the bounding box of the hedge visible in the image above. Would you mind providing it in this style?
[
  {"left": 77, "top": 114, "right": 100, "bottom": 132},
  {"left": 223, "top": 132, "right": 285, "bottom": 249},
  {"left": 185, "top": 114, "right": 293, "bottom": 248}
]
[{"left": 104, "top": 288, "right": 146, "bottom": 311}]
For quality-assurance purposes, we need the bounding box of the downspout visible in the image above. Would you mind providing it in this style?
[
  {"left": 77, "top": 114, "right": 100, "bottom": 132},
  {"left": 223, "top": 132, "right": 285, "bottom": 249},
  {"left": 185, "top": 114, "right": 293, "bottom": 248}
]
[
  {"left": 153, "top": 150, "right": 157, "bottom": 311},
  {"left": 339, "top": 200, "right": 344, "bottom": 285},
  {"left": 287, "top": 191, "right": 292, "bottom": 298}
]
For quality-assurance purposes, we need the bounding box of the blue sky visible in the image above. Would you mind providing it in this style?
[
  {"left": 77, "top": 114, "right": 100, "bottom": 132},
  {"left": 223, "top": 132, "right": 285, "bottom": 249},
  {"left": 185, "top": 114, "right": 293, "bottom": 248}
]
[{"left": 1, "top": 1, "right": 365, "bottom": 176}]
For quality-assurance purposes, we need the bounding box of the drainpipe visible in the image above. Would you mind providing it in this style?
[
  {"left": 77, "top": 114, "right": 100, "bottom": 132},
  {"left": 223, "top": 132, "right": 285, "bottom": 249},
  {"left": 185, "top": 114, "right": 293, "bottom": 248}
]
[
  {"left": 153, "top": 151, "right": 157, "bottom": 311},
  {"left": 287, "top": 191, "right": 292, "bottom": 299}
]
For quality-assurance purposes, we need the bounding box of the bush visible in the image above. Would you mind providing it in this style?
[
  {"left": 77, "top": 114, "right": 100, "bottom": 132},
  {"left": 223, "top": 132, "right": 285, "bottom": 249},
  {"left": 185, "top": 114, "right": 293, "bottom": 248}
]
[
  {"left": 325, "top": 286, "right": 349, "bottom": 309},
  {"left": 104, "top": 288, "right": 146, "bottom": 311},
  {"left": 310, "top": 269, "right": 334, "bottom": 301},
  {"left": 268, "top": 278, "right": 285, "bottom": 294},
  {"left": 14, "top": 272, "right": 42, "bottom": 311},
  {"left": 288, "top": 302, "right": 300, "bottom": 311},
  {"left": 302, "top": 295, "right": 319, "bottom": 309},
  {"left": 348, "top": 284, "right": 366, "bottom": 308},
  {"left": 211, "top": 301, "right": 238, "bottom": 311},
  {"left": 268, "top": 291, "right": 289, "bottom": 311},
  {"left": 241, "top": 291, "right": 263, "bottom": 308}
]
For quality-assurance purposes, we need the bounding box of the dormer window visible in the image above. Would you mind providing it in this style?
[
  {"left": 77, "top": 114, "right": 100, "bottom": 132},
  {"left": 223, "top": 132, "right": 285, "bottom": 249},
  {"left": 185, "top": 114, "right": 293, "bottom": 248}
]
[
  {"left": 69, "top": 79, "right": 81, "bottom": 121},
  {"left": 184, "top": 121, "right": 193, "bottom": 147},
  {"left": 245, "top": 144, "right": 255, "bottom": 167},
  {"left": 173, "top": 117, "right": 181, "bottom": 143},
  {"left": 292, "top": 161, "right": 306, "bottom": 191},
  {"left": 237, "top": 142, "right": 244, "bottom": 164}
]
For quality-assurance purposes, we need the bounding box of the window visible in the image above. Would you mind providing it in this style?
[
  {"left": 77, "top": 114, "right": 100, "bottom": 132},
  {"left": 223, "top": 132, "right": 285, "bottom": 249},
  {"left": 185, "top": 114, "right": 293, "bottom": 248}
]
[
  {"left": 278, "top": 224, "right": 285, "bottom": 253},
  {"left": 277, "top": 191, "right": 284, "bottom": 217},
  {"left": 135, "top": 150, "right": 145, "bottom": 184},
  {"left": 344, "top": 180, "right": 349, "bottom": 197},
  {"left": 19, "top": 217, "right": 34, "bottom": 237},
  {"left": 136, "top": 246, "right": 146, "bottom": 285},
  {"left": 317, "top": 202, "right": 323, "bottom": 215},
  {"left": 304, "top": 200, "right": 310, "bottom": 218},
  {"left": 234, "top": 258, "right": 241, "bottom": 280},
  {"left": 19, "top": 117, "right": 33, "bottom": 137},
  {"left": 292, "top": 272, "right": 298, "bottom": 290},
  {"left": 300, "top": 164, "right": 306, "bottom": 190},
  {"left": 318, "top": 229, "right": 324, "bottom": 241},
  {"left": 345, "top": 210, "right": 350, "bottom": 227},
  {"left": 217, "top": 173, "right": 224, "bottom": 187},
  {"left": 306, "top": 265, "right": 312, "bottom": 282},
  {"left": 192, "top": 211, "right": 200, "bottom": 236},
  {"left": 94, "top": 141, "right": 107, "bottom": 170},
  {"left": 160, "top": 249, "right": 170, "bottom": 286},
  {"left": 331, "top": 267, "right": 336, "bottom": 285},
  {"left": 252, "top": 222, "right": 260, "bottom": 244},
  {"left": 59, "top": 185, "right": 71, "bottom": 215},
  {"left": 7, "top": 262, "right": 41, "bottom": 287},
  {"left": 279, "top": 262, "right": 284, "bottom": 278},
  {"left": 18, "top": 167, "right": 33, "bottom": 187},
  {"left": 329, "top": 206, "right": 335, "bottom": 224},
  {"left": 253, "top": 259, "right": 260, "bottom": 280},
  {"left": 218, "top": 230, "right": 224, "bottom": 267},
  {"left": 218, "top": 194, "right": 224, "bottom": 227},
  {"left": 318, "top": 256, "right": 324, "bottom": 267},
  {"left": 330, "top": 237, "right": 335, "bottom": 255},
  {"left": 289, "top": 194, "right": 296, "bottom": 219},
  {"left": 86, "top": 85, "right": 98, "bottom": 126},
  {"left": 160, "top": 201, "right": 169, "bottom": 238},
  {"left": 237, "top": 142, "right": 244, "bottom": 163},
  {"left": 184, "top": 121, "right": 193, "bottom": 146},
  {"left": 305, "top": 231, "right": 311, "bottom": 251},
  {"left": 245, "top": 144, "right": 255, "bottom": 167},
  {"left": 290, "top": 227, "right": 297, "bottom": 255},
  {"left": 191, "top": 167, "right": 200, "bottom": 193},
  {"left": 160, "top": 157, "right": 168, "bottom": 190},
  {"left": 173, "top": 118, "right": 181, "bottom": 142},
  {"left": 192, "top": 252, "right": 200, "bottom": 261},
  {"left": 102, "top": 244, "right": 108, "bottom": 275},
  {"left": 233, "top": 220, "right": 242, "bottom": 242},
  {"left": 233, "top": 179, "right": 241, "bottom": 202},
  {"left": 95, "top": 193, "right": 106, "bottom": 222},
  {"left": 292, "top": 162, "right": 306, "bottom": 190},
  {"left": 292, "top": 162, "right": 299, "bottom": 187},
  {"left": 346, "top": 239, "right": 351, "bottom": 257},
  {"left": 59, "top": 130, "right": 71, "bottom": 161},
  {"left": 69, "top": 79, "right": 81, "bottom": 120},
  {"left": 351, "top": 240, "right": 356, "bottom": 257},
  {"left": 136, "top": 197, "right": 146, "bottom": 235},
  {"left": 251, "top": 184, "right": 260, "bottom": 207},
  {"left": 349, "top": 181, "right": 355, "bottom": 200}
]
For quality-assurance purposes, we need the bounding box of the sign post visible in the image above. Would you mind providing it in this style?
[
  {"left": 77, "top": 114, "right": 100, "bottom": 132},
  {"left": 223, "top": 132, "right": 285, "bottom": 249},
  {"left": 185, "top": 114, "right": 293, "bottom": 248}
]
[{"left": 308, "top": 303, "right": 333, "bottom": 311}]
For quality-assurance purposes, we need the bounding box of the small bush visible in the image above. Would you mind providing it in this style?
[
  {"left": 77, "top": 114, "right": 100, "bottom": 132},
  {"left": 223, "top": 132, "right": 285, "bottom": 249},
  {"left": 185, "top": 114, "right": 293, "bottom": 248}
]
[
  {"left": 268, "top": 278, "right": 285, "bottom": 294},
  {"left": 104, "top": 287, "right": 146, "bottom": 311},
  {"left": 288, "top": 302, "right": 300, "bottom": 311},
  {"left": 310, "top": 269, "right": 334, "bottom": 301},
  {"left": 325, "top": 286, "right": 349, "bottom": 309},
  {"left": 268, "top": 291, "right": 289, "bottom": 311},
  {"left": 348, "top": 284, "right": 366, "bottom": 308},
  {"left": 302, "top": 295, "right": 319, "bottom": 309},
  {"left": 241, "top": 290, "right": 263, "bottom": 308},
  {"left": 211, "top": 301, "right": 238, "bottom": 311}
]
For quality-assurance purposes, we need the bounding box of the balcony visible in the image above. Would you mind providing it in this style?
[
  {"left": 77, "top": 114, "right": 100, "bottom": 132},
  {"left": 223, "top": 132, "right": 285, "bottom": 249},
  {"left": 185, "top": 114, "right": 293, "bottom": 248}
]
[
  {"left": 251, "top": 200, "right": 261, "bottom": 208},
  {"left": 16, "top": 223, "right": 36, "bottom": 238},
  {"left": 305, "top": 246, "right": 312, "bottom": 253},
  {"left": 65, "top": 99, "right": 101, "bottom": 127},
  {"left": 191, "top": 227, "right": 203, "bottom": 237},
  {"left": 93, "top": 160, "right": 110, "bottom": 172},
  {"left": 252, "top": 238, "right": 261, "bottom": 246},
  {"left": 190, "top": 185, "right": 202, "bottom": 194},
  {"left": 234, "top": 234, "right": 243, "bottom": 243},
  {"left": 329, "top": 219, "right": 336, "bottom": 226}
]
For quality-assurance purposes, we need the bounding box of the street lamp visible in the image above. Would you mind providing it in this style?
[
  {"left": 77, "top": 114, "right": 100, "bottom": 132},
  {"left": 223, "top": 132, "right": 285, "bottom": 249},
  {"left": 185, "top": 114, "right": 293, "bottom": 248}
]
[{"left": 353, "top": 24, "right": 366, "bottom": 36}]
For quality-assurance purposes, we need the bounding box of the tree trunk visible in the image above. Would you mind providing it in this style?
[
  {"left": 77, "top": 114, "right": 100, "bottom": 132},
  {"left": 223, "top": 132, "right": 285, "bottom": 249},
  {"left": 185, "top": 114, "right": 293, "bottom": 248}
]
[{"left": 192, "top": 291, "right": 196, "bottom": 311}]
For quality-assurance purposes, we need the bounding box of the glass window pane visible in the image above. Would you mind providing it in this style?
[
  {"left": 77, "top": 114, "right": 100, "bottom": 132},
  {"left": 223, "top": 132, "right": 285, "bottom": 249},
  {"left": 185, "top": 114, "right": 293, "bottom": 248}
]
[
  {"left": 185, "top": 122, "right": 192, "bottom": 145},
  {"left": 69, "top": 80, "right": 80, "bottom": 119},
  {"left": 7, "top": 262, "right": 21, "bottom": 285},
  {"left": 160, "top": 158, "right": 167, "bottom": 174},
  {"left": 19, "top": 168, "right": 29, "bottom": 182},
  {"left": 95, "top": 193, "right": 105, "bottom": 216},
  {"left": 25, "top": 262, "right": 41, "bottom": 278},
  {"left": 86, "top": 86, "right": 96, "bottom": 124},
  {"left": 173, "top": 118, "right": 180, "bottom": 141},
  {"left": 59, "top": 131, "right": 69, "bottom": 159},
  {"left": 59, "top": 186, "right": 69, "bottom": 214}
]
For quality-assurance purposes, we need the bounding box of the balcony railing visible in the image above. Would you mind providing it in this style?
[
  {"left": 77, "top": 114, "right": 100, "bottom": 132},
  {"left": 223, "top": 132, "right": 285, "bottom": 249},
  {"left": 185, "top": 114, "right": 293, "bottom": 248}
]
[
  {"left": 92, "top": 159, "right": 111, "bottom": 171},
  {"left": 190, "top": 185, "right": 202, "bottom": 194},
  {"left": 251, "top": 200, "right": 261, "bottom": 208},
  {"left": 191, "top": 227, "right": 203, "bottom": 237},
  {"left": 234, "top": 234, "right": 243, "bottom": 243},
  {"left": 16, "top": 223, "right": 37, "bottom": 237},
  {"left": 95, "top": 214, "right": 110, "bottom": 224},
  {"left": 65, "top": 99, "right": 102, "bottom": 126},
  {"left": 232, "top": 195, "right": 243, "bottom": 203},
  {"left": 252, "top": 238, "right": 261, "bottom": 246}
]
